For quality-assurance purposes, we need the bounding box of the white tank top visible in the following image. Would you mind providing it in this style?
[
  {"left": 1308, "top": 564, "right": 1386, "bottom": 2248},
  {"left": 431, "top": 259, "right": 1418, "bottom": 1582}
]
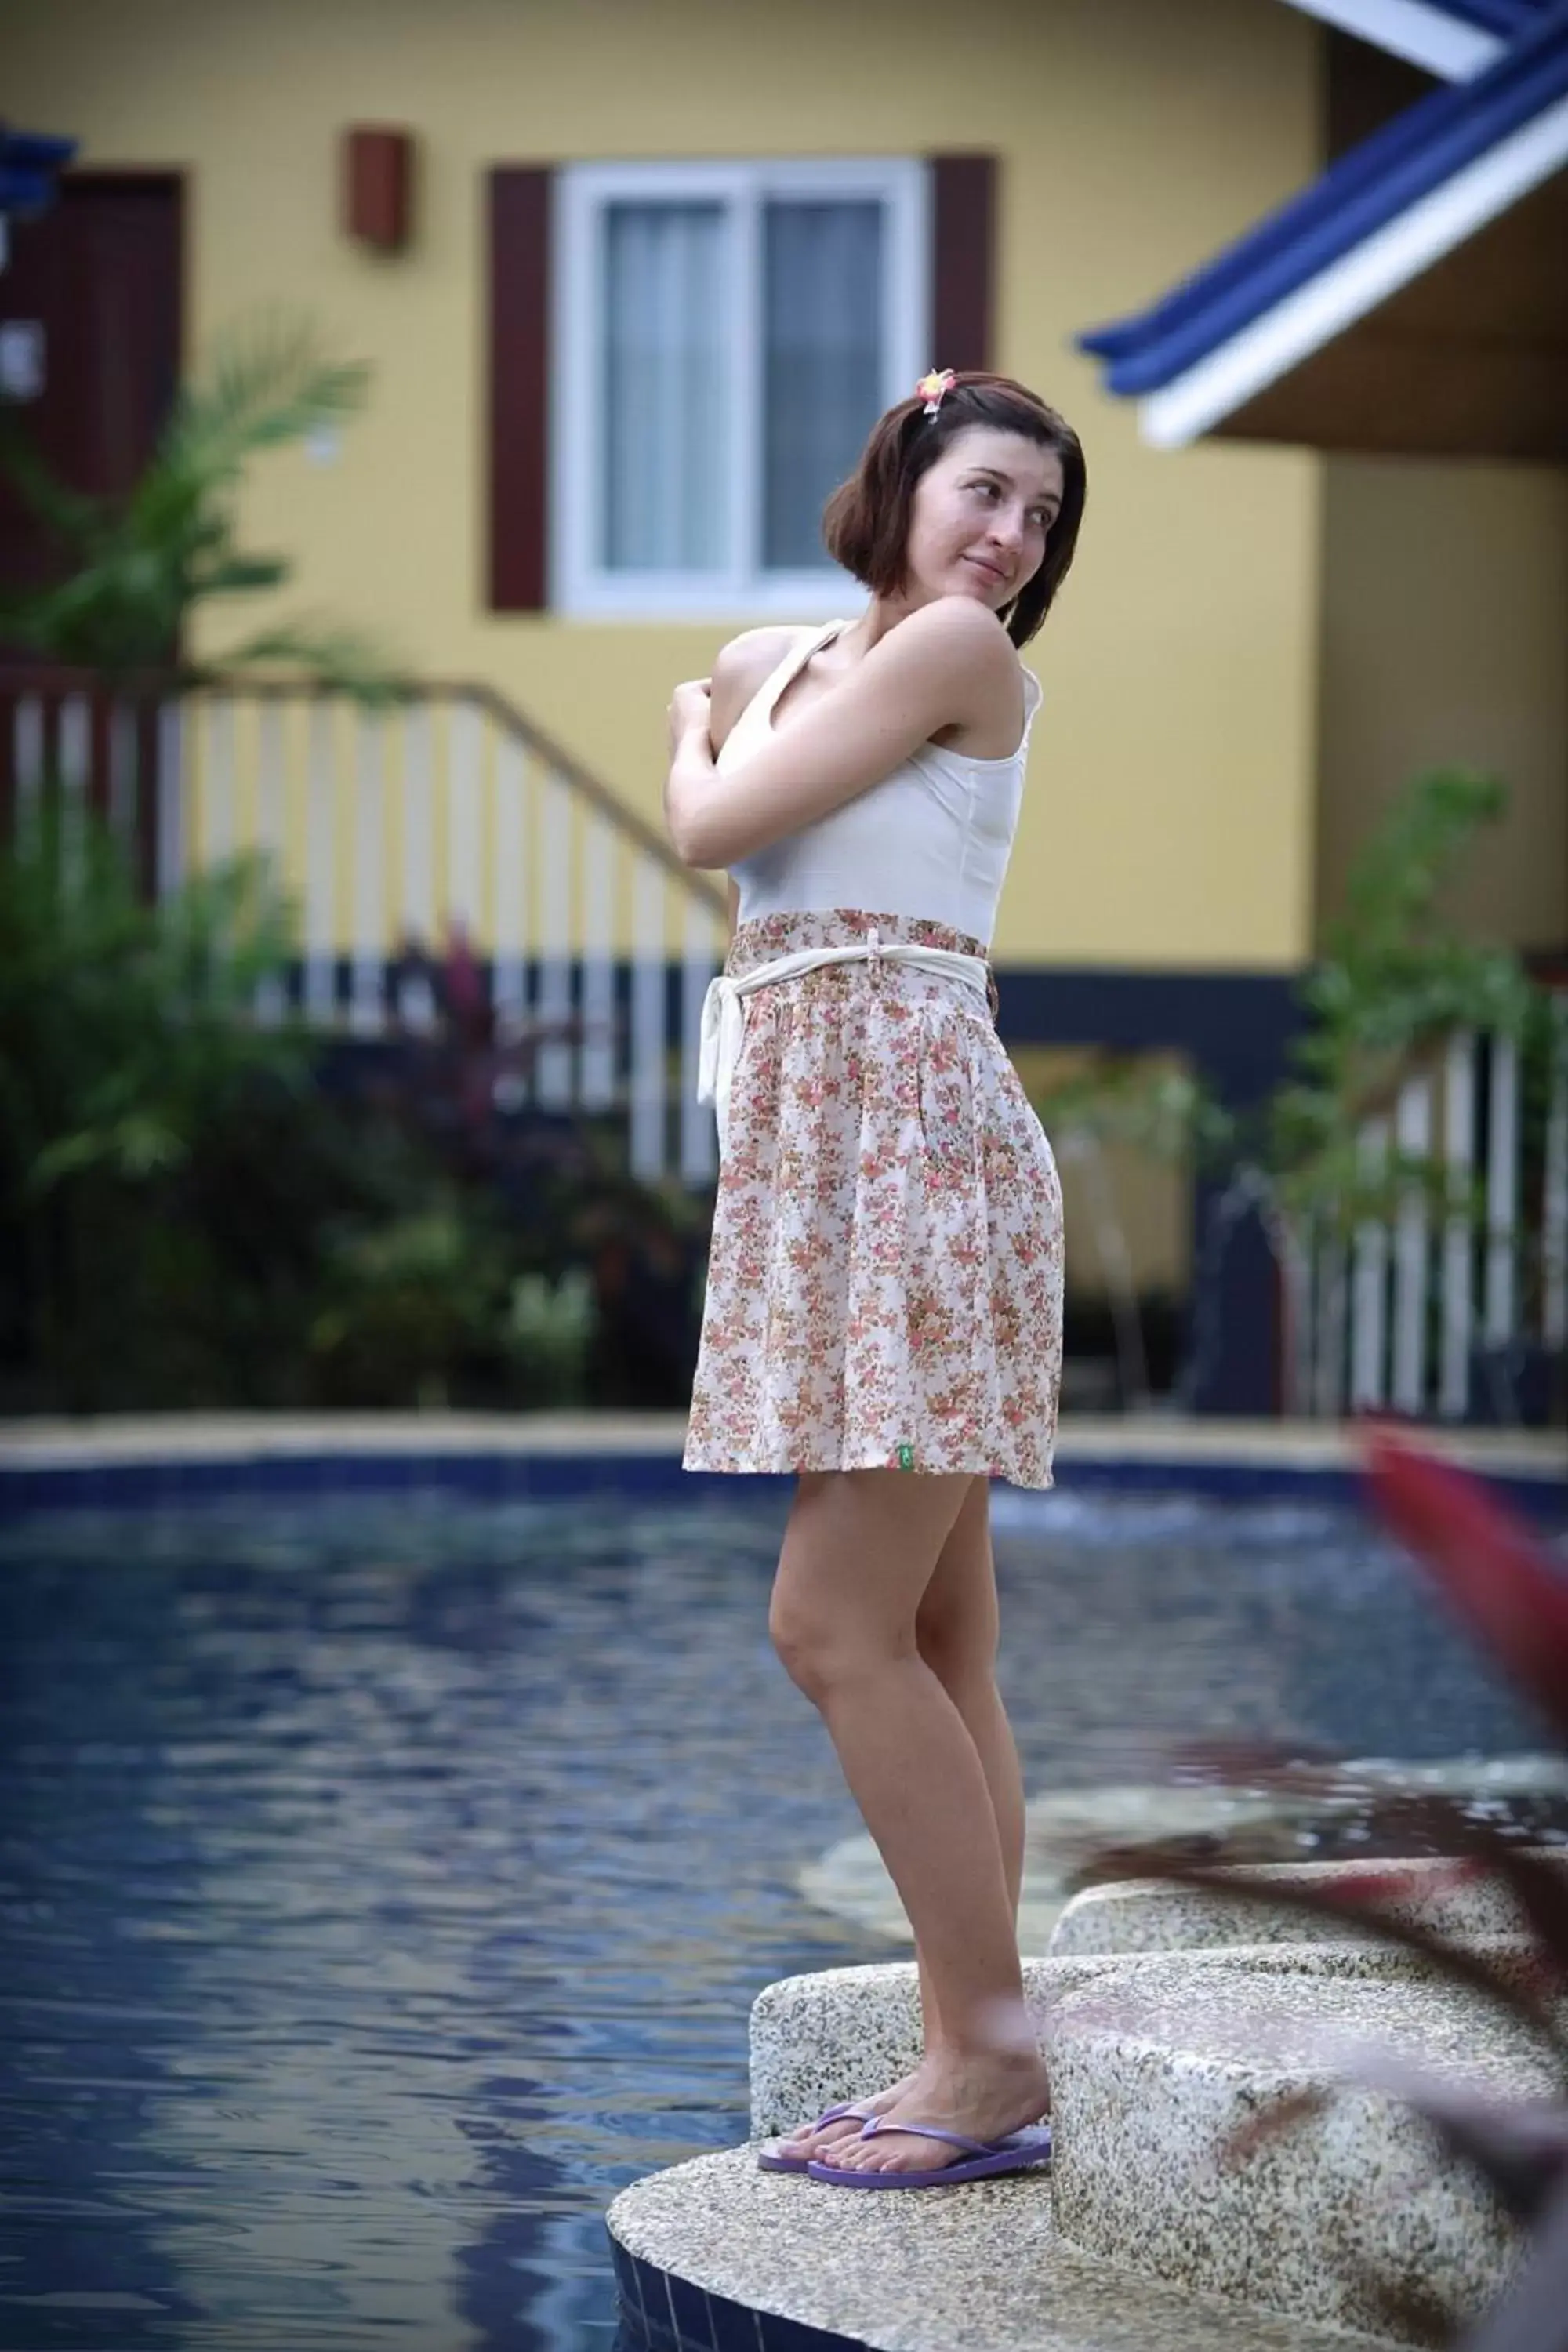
[{"left": 725, "top": 619, "right": 1044, "bottom": 948}]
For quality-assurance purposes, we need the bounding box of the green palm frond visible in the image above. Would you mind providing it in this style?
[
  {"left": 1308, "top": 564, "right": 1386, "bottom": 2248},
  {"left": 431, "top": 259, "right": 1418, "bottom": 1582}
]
[
  {"left": 0, "top": 308, "right": 386, "bottom": 692},
  {"left": 145, "top": 313, "right": 369, "bottom": 514},
  {"left": 0, "top": 411, "right": 107, "bottom": 551},
  {"left": 201, "top": 619, "right": 408, "bottom": 703}
]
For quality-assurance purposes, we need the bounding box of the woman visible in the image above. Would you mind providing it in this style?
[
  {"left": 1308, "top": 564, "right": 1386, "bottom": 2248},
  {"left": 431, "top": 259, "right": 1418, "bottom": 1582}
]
[{"left": 664, "top": 369, "right": 1085, "bottom": 2189}]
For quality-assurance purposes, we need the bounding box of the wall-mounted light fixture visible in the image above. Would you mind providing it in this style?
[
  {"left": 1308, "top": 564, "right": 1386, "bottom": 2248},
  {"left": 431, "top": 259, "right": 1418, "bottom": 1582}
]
[{"left": 343, "top": 126, "right": 415, "bottom": 254}]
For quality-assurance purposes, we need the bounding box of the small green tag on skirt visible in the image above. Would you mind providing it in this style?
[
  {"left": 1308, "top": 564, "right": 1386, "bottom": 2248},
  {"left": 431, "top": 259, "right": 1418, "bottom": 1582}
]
[{"left": 897, "top": 1443, "right": 915, "bottom": 1470}]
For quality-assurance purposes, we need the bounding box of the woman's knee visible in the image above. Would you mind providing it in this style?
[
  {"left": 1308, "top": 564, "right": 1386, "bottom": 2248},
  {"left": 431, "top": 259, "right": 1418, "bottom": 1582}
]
[
  {"left": 768, "top": 1584, "right": 913, "bottom": 1697},
  {"left": 914, "top": 1610, "right": 998, "bottom": 1693}
]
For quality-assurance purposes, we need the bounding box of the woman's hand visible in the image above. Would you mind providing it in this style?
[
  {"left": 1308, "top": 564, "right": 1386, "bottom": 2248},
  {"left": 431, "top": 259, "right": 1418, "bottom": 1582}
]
[{"left": 666, "top": 677, "right": 713, "bottom": 764}]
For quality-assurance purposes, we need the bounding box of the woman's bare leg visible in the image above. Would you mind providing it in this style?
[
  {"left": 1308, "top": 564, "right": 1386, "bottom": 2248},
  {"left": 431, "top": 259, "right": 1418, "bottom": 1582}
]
[
  {"left": 768, "top": 1468, "right": 1048, "bottom": 2176},
  {"left": 781, "top": 1475, "right": 1030, "bottom": 2158}
]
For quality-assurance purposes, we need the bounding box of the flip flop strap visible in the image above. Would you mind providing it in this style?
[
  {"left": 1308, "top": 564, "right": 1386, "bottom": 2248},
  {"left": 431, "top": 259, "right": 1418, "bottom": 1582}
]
[{"left": 858, "top": 2116, "right": 995, "bottom": 2158}]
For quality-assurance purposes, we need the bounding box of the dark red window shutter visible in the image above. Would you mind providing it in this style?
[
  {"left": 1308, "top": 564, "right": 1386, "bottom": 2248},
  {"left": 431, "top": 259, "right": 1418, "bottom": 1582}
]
[
  {"left": 930, "top": 154, "right": 996, "bottom": 374},
  {"left": 488, "top": 165, "right": 551, "bottom": 612}
]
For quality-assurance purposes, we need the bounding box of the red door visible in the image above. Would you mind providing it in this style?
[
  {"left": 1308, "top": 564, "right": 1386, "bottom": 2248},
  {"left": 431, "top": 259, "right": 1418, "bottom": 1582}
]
[
  {"left": 0, "top": 170, "right": 183, "bottom": 604},
  {"left": 0, "top": 172, "right": 183, "bottom": 877}
]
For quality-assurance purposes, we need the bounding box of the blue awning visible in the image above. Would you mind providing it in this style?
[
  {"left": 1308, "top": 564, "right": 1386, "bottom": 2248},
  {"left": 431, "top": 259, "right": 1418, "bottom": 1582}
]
[
  {"left": 0, "top": 125, "right": 78, "bottom": 220},
  {"left": 1077, "top": 1, "right": 1568, "bottom": 437}
]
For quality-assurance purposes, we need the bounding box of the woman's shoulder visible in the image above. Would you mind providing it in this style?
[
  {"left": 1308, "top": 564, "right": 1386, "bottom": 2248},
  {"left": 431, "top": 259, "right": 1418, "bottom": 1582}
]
[
  {"left": 709, "top": 625, "right": 817, "bottom": 752},
  {"left": 889, "top": 595, "right": 1016, "bottom": 667},
  {"left": 712, "top": 623, "right": 812, "bottom": 694}
]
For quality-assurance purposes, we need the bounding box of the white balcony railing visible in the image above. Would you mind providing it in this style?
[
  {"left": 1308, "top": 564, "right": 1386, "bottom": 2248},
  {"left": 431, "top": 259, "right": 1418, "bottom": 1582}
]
[
  {"left": 1280, "top": 1008, "right": 1568, "bottom": 1421},
  {"left": 3, "top": 675, "right": 729, "bottom": 1189}
]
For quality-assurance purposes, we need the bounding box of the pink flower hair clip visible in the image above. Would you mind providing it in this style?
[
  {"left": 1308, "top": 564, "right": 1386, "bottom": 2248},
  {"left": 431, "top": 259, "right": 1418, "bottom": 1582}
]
[{"left": 916, "top": 368, "right": 957, "bottom": 416}]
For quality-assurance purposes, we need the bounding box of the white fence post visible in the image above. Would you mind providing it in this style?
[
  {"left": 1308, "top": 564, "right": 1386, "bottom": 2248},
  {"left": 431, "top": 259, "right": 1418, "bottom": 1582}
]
[
  {"left": 535, "top": 770, "right": 574, "bottom": 1109},
  {"left": 630, "top": 856, "right": 666, "bottom": 1182},
  {"left": 156, "top": 699, "right": 186, "bottom": 900},
  {"left": 448, "top": 695, "right": 485, "bottom": 945},
  {"left": 679, "top": 897, "right": 720, "bottom": 1186},
  {"left": 13, "top": 694, "right": 43, "bottom": 847},
  {"left": 302, "top": 698, "right": 336, "bottom": 1025},
  {"left": 397, "top": 700, "right": 437, "bottom": 1032},
  {"left": 1484, "top": 1031, "right": 1519, "bottom": 1348},
  {"left": 253, "top": 699, "right": 287, "bottom": 1025},
  {"left": 1311, "top": 1227, "right": 1346, "bottom": 1421},
  {"left": 1542, "top": 996, "right": 1568, "bottom": 1354},
  {"left": 1438, "top": 1030, "right": 1475, "bottom": 1418},
  {"left": 492, "top": 725, "right": 528, "bottom": 1050},
  {"left": 1391, "top": 1074, "right": 1432, "bottom": 1414},
  {"left": 57, "top": 691, "right": 89, "bottom": 894},
  {"left": 580, "top": 814, "right": 617, "bottom": 1111},
  {"left": 1349, "top": 1119, "right": 1389, "bottom": 1411},
  {"left": 349, "top": 706, "right": 385, "bottom": 1034},
  {"left": 108, "top": 700, "right": 139, "bottom": 855}
]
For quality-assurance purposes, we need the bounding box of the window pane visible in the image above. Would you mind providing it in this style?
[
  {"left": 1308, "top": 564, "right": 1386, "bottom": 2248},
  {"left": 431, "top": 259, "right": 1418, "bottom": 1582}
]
[
  {"left": 602, "top": 201, "right": 728, "bottom": 572},
  {"left": 762, "top": 200, "right": 884, "bottom": 572}
]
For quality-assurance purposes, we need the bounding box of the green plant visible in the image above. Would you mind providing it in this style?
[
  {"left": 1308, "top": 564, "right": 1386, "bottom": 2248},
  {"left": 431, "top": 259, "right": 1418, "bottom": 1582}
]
[
  {"left": 1026, "top": 1056, "right": 1230, "bottom": 1405},
  {"left": 503, "top": 1268, "right": 597, "bottom": 1406},
  {"left": 308, "top": 1201, "right": 511, "bottom": 1409},
  {"left": 0, "top": 800, "right": 319, "bottom": 1400},
  {"left": 1266, "top": 770, "right": 1541, "bottom": 1239},
  {"left": 1025, "top": 771, "right": 1559, "bottom": 1406},
  {"left": 0, "top": 310, "right": 401, "bottom": 695}
]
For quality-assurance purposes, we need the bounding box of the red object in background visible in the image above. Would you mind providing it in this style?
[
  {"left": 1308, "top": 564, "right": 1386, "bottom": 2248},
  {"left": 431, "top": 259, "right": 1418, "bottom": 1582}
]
[
  {"left": 0, "top": 172, "right": 183, "bottom": 619},
  {"left": 1361, "top": 1420, "right": 1568, "bottom": 1731},
  {"left": 343, "top": 129, "right": 413, "bottom": 254}
]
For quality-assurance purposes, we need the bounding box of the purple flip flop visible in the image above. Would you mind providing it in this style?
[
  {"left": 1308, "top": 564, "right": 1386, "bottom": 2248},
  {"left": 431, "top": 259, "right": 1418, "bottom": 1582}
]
[
  {"left": 805, "top": 2114, "right": 1053, "bottom": 2190},
  {"left": 756, "top": 2102, "right": 878, "bottom": 2174}
]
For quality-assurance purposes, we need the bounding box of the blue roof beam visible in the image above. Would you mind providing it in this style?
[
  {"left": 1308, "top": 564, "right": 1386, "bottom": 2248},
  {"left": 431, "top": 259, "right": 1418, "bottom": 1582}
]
[
  {"left": 1273, "top": 0, "right": 1510, "bottom": 80},
  {"left": 1077, "top": 6, "right": 1568, "bottom": 448}
]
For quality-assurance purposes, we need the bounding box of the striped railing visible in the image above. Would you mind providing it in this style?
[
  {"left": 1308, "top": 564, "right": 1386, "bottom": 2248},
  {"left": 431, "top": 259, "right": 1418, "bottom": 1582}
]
[
  {"left": 1280, "top": 1009, "right": 1568, "bottom": 1422},
  {"left": 0, "top": 673, "right": 729, "bottom": 1188}
]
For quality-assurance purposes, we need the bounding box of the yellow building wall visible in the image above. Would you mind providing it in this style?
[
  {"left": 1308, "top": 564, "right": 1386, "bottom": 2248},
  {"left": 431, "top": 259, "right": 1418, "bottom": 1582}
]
[
  {"left": 1316, "top": 456, "right": 1568, "bottom": 953},
  {"left": 5, "top": 0, "right": 1323, "bottom": 970}
]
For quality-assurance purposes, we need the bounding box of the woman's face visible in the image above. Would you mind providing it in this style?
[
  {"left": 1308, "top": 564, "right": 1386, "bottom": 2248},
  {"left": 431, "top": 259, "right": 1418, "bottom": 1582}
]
[{"left": 902, "top": 426, "right": 1065, "bottom": 613}]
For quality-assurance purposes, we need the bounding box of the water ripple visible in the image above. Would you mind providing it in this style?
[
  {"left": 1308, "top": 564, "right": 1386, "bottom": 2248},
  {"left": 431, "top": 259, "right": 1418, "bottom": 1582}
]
[{"left": 0, "top": 1486, "right": 1558, "bottom": 2350}]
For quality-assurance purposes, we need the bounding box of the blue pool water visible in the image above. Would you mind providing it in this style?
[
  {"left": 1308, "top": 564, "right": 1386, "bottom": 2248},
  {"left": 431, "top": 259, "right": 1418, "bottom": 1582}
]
[{"left": 0, "top": 1480, "right": 1561, "bottom": 2352}]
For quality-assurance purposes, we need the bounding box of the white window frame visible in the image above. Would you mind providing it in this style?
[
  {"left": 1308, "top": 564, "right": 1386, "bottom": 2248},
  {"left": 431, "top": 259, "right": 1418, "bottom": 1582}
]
[{"left": 551, "top": 156, "right": 931, "bottom": 621}]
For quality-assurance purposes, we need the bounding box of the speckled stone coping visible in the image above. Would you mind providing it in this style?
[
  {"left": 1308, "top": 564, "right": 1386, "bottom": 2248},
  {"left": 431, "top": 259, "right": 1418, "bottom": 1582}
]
[
  {"left": 607, "top": 2143, "right": 1394, "bottom": 2352},
  {"left": 1049, "top": 1958, "right": 1544, "bottom": 2342},
  {"left": 731, "top": 1855, "right": 1555, "bottom": 2351},
  {"left": 1049, "top": 1849, "right": 1565, "bottom": 1958},
  {"left": 746, "top": 1939, "right": 1537, "bottom": 2140}
]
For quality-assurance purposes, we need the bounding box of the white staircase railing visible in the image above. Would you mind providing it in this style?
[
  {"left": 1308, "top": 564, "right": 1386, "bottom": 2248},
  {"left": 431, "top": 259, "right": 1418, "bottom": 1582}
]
[
  {"left": 3, "top": 675, "right": 728, "bottom": 1188},
  {"left": 1282, "top": 1006, "right": 1568, "bottom": 1422}
]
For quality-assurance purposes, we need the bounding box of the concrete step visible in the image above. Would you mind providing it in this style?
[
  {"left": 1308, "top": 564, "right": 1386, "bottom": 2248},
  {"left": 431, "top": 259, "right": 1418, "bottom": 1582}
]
[
  {"left": 607, "top": 2140, "right": 1392, "bottom": 2352},
  {"left": 1049, "top": 1953, "right": 1539, "bottom": 2343},
  {"left": 1049, "top": 1849, "right": 1560, "bottom": 1958},
  {"left": 611, "top": 1859, "right": 1555, "bottom": 2350}
]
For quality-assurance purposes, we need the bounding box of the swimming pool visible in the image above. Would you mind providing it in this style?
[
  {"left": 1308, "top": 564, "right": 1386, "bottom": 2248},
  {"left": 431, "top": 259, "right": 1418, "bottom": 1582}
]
[{"left": 1, "top": 1478, "right": 1562, "bottom": 2352}]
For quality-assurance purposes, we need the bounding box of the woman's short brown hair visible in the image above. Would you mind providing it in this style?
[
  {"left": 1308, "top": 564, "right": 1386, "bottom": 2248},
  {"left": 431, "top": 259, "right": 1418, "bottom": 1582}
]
[{"left": 821, "top": 372, "right": 1086, "bottom": 648}]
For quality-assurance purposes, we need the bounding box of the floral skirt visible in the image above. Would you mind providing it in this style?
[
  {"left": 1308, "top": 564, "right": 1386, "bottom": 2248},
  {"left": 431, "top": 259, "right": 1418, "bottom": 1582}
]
[{"left": 682, "top": 909, "right": 1064, "bottom": 1488}]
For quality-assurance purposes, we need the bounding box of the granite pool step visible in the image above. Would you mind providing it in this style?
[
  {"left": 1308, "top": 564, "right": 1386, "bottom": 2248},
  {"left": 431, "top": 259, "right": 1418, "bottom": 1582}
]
[
  {"left": 609, "top": 1857, "right": 1563, "bottom": 2352},
  {"left": 1047, "top": 1849, "right": 1557, "bottom": 1958},
  {"left": 606, "top": 2142, "right": 1393, "bottom": 2352},
  {"left": 1048, "top": 1953, "right": 1541, "bottom": 2342}
]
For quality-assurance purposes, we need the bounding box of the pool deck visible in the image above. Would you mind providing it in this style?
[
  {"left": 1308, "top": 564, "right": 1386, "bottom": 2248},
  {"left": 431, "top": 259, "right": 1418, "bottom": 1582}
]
[
  {"left": 0, "top": 1408, "right": 1561, "bottom": 1475},
  {"left": 2, "top": 1407, "right": 1558, "bottom": 1524}
]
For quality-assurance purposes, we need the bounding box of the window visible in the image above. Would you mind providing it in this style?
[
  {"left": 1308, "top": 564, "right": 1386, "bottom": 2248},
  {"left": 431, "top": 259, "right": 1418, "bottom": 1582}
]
[{"left": 552, "top": 159, "right": 931, "bottom": 619}]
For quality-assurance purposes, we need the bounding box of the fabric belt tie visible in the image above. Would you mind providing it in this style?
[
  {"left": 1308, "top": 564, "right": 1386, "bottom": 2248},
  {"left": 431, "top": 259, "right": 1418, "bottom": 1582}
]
[{"left": 697, "top": 929, "right": 993, "bottom": 1160}]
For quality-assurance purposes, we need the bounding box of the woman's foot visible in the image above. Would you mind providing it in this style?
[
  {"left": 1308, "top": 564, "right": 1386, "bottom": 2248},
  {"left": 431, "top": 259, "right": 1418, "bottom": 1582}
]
[
  {"left": 812, "top": 2049, "right": 1051, "bottom": 2176},
  {"left": 774, "top": 2066, "right": 927, "bottom": 2161}
]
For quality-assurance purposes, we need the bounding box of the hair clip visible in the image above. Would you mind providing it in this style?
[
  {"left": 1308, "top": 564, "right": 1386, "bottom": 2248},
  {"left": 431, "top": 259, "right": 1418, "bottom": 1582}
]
[{"left": 916, "top": 368, "right": 957, "bottom": 416}]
